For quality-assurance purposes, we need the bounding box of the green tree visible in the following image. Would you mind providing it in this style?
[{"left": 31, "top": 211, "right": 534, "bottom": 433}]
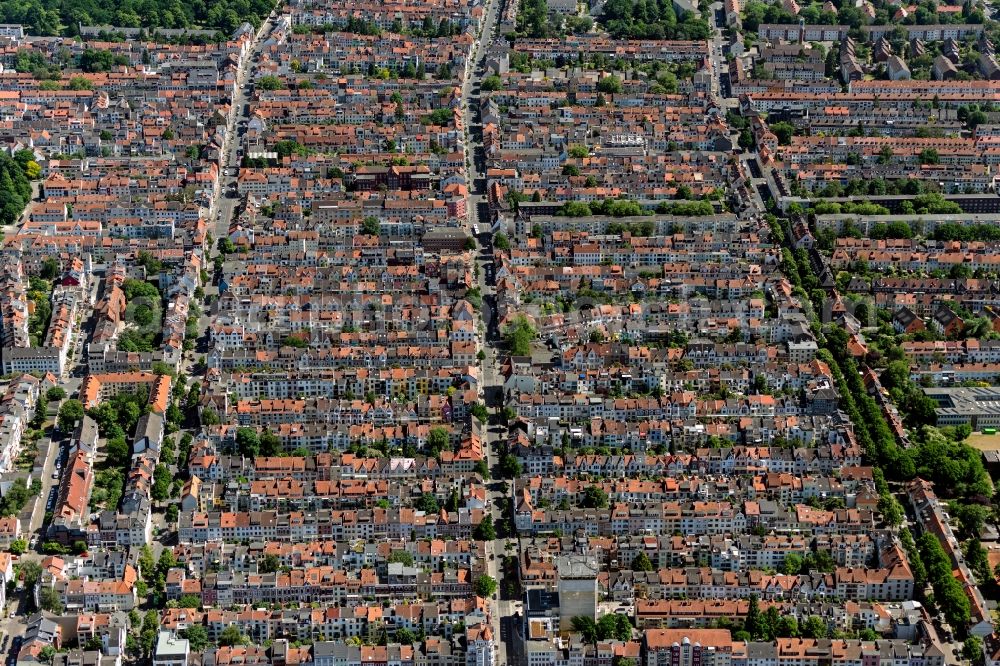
[
  {"left": 176, "top": 594, "right": 201, "bottom": 609},
  {"left": 216, "top": 237, "right": 236, "bottom": 254},
  {"left": 259, "top": 554, "right": 281, "bottom": 574},
  {"left": 613, "top": 614, "right": 633, "bottom": 641},
  {"left": 157, "top": 548, "right": 177, "bottom": 580},
  {"left": 395, "top": 628, "right": 417, "bottom": 644},
  {"left": 79, "top": 49, "right": 126, "bottom": 73},
  {"left": 801, "top": 615, "right": 827, "bottom": 639},
  {"left": 66, "top": 76, "right": 92, "bottom": 90},
  {"left": 481, "top": 75, "right": 503, "bottom": 91},
  {"left": 473, "top": 514, "right": 496, "bottom": 540},
  {"left": 965, "top": 537, "right": 991, "bottom": 583},
  {"left": 571, "top": 615, "right": 597, "bottom": 643},
  {"left": 744, "top": 595, "right": 762, "bottom": 639},
  {"left": 596, "top": 614, "right": 618, "bottom": 640},
  {"left": 414, "top": 492, "right": 440, "bottom": 514},
  {"left": 235, "top": 427, "right": 260, "bottom": 458},
  {"left": 132, "top": 304, "right": 154, "bottom": 327},
  {"left": 259, "top": 429, "right": 282, "bottom": 457},
  {"left": 777, "top": 615, "right": 799, "bottom": 638},
  {"left": 919, "top": 148, "right": 940, "bottom": 164},
  {"left": 140, "top": 610, "right": 160, "bottom": 654},
  {"left": 151, "top": 464, "right": 171, "bottom": 501},
  {"left": 475, "top": 574, "right": 498, "bottom": 598},
  {"left": 503, "top": 316, "right": 536, "bottom": 356},
  {"left": 597, "top": 75, "right": 623, "bottom": 94},
  {"left": 39, "top": 586, "right": 62, "bottom": 613},
  {"left": 104, "top": 436, "right": 130, "bottom": 469},
  {"left": 58, "top": 399, "right": 84, "bottom": 431},
  {"left": 258, "top": 75, "right": 283, "bottom": 90},
  {"left": 562, "top": 201, "right": 593, "bottom": 217},
  {"left": 219, "top": 625, "right": 246, "bottom": 647},
  {"left": 630, "top": 552, "right": 654, "bottom": 571},
  {"left": 473, "top": 459, "right": 490, "bottom": 480},
  {"left": 963, "top": 636, "right": 983, "bottom": 663},
  {"left": 762, "top": 606, "right": 781, "bottom": 641},
  {"left": 949, "top": 502, "right": 990, "bottom": 539},
  {"left": 361, "top": 216, "right": 381, "bottom": 236},
  {"left": 427, "top": 427, "right": 450, "bottom": 456},
  {"left": 781, "top": 553, "right": 803, "bottom": 575},
  {"left": 769, "top": 121, "right": 795, "bottom": 145},
  {"left": 180, "top": 625, "right": 209, "bottom": 652},
  {"left": 388, "top": 550, "right": 414, "bottom": 566},
  {"left": 138, "top": 545, "right": 155, "bottom": 577},
  {"left": 579, "top": 485, "right": 609, "bottom": 509},
  {"left": 20, "top": 560, "right": 41, "bottom": 587}
]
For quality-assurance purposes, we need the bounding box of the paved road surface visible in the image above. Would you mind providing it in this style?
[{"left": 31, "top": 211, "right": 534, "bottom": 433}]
[
  {"left": 213, "top": 13, "right": 282, "bottom": 250},
  {"left": 459, "top": 0, "right": 518, "bottom": 663}
]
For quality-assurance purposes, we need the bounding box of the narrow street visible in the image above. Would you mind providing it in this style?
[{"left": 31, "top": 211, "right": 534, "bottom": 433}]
[
  {"left": 179, "top": 9, "right": 282, "bottom": 382},
  {"left": 707, "top": 1, "right": 735, "bottom": 108},
  {"left": 459, "top": 1, "right": 522, "bottom": 664},
  {"left": 462, "top": 0, "right": 503, "bottom": 231},
  {"left": 212, "top": 12, "right": 283, "bottom": 251}
]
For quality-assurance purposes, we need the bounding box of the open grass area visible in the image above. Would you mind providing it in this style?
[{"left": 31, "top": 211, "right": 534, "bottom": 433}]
[{"left": 967, "top": 432, "right": 1000, "bottom": 451}]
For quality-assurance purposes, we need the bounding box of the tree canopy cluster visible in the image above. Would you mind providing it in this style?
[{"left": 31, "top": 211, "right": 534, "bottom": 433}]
[
  {"left": 503, "top": 316, "right": 536, "bottom": 356},
  {"left": 931, "top": 223, "right": 1000, "bottom": 242},
  {"left": 571, "top": 614, "right": 633, "bottom": 643},
  {"left": 812, "top": 201, "right": 890, "bottom": 216},
  {"left": 0, "top": 478, "right": 38, "bottom": 517},
  {"left": 88, "top": 389, "right": 149, "bottom": 441},
  {"left": 600, "top": 0, "right": 710, "bottom": 40},
  {"left": 782, "top": 221, "right": 989, "bottom": 535},
  {"left": 0, "top": 151, "right": 37, "bottom": 227},
  {"left": 918, "top": 531, "right": 971, "bottom": 629},
  {"left": 558, "top": 198, "right": 715, "bottom": 218},
  {"left": 517, "top": 0, "right": 593, "bottom": 37},
  {"left": 0, "top": 0, "right": 272, "bottom": 36},
  {"left": 79, "top": 48, "right": 129, "bottom": 72},
  {"left": 235, "top": 427, "right": 284, "bottom": 458}
]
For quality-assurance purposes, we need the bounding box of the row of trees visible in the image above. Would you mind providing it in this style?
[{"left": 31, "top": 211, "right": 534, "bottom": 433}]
[
  {"left": 778, "top": 234, "right": 908, "bottom": 527},
  {"left": 931, "top": 223, "right": 1000, "bottom": 242},
  {"left": 775, "top": 215, "right": 988, "bottom": 637},
  {"left": 917, "top": 531, "right": 972, "bottom": 629},
  {"left": 0, "top": 150, "right": 38, "bottom": 227},
  {"left": 0, "top": 0, "right": 273, "bottom": 36},
  {"left": 558, "top": 198, "right": 715, "bottom": 218},
  {"left": 600, "top": 0, "right": 710, "bottom": 39},
  {"left": 571, "top": 614, "right": 633, "bottom": 643},
  {"left": 811, "top": 201, "right": 890, "bottom": 216},
  {"left": 783, "top": 240, "right": 989, "bottom": 512}
]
